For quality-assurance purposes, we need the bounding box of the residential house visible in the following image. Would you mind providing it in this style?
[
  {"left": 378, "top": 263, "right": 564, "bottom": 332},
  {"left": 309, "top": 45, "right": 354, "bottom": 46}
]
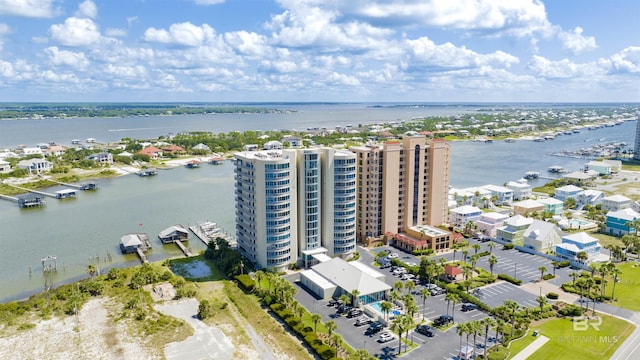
[
  {"left": 87, "top": 152, "right": 113, "bottom": 165},
  {"left": 16, "top": 158, "right": 52, "bottom": 174},
  {"left": 562, "top": 170, "right": 598, "bottom": 184},
  {"left": 282, "top": 136, "right": 303, "bottom": 148},
  {"left": 0, "top": 151, "right": 19, "bottom": 160},
  {"left": 0, "top": 160, "right": 11, "bottom": 173},
  {"left": 632, "top": 200, "right": 640, "bottom": 213},
  {"left": 157, "top": 225, "right": 189, "bottom": 244},
  {"left": 162, "top": 144, "right": 186, "bottom": 155},
  {"left": 476, "top": 212, "right": 509, "bottom": 237},
  {"left": 554, "top": 185, "right": 583, "bottom": 201},
  {"left": 537, "top": 197, "right": 564, "bottom": 215},
  {"left": 45, "top": 145, "right": 67, "bottom": 157},
  {"left": 584, "top": 161, "right": 611, "bottom": 176},
  {"left": 138, "top": 146, "right": 163, "bottom": 159},
  {"left": 448, "top": 205, "right": 482, "bottom": 229},
  {"left": 603, "top": 159, "right": 622, "bottom": 173},
  {"left": 555, "top": 232, "right": 602, "bottom": 264},
  {"left": 605, "top": 208, "right": 640, "bottom": 236},
  {"left": 522, "top": 220, "right": 563, "bottom": 253},
  {"left": 601, "top": 194, "right": 631, "bottom": 211},
  {"left": 513, "top": 199, "right": 544, "bottom": 217},
  {"left": 480, "top": 184, "right": 513, "bottom": 206},
  {"left": 576, "top": 189, "right": 604, "bottom": 208},
  {"left": 21, "top": 147, "right": 43, "bottom": 156},
  {"left": 506, "top": 179, "right": 532, "bottom": 201},
  {"left": 192, "top": 143, "right": 210, "bottom": 152},
  {"left": 263, "top": 140, "right": 283, "bottom": 150},
  {"left": 496, "top": 215, "right": 534, "bottom": 243}
]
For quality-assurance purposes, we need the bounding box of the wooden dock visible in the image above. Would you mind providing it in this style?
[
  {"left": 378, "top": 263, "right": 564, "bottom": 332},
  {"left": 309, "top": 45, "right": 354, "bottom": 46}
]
[
  {"left": 7, "top": 184, "right": 59, "bottom": 198},
  {"left": 136, "top": 248, "right": 149, "bottom": 264},
  {"left": 47, "top": 179, "right": 97, "bottom": 190},
  {"left": 189, "top": 225, "right": 211, "bottom": 245},
  {"left": 1, "top": 193, "right": 47, "bottom": 207},
  {"left": 175, "top": 240, "right": 193, "bottom": 257}
]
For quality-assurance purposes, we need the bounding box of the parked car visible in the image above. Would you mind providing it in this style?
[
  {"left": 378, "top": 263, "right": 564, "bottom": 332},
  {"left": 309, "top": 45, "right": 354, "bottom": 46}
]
[
  {"left": 461, "top": 303, "right": 478, "bottom": 312},
  {"left": 378, "top": 331, "right": 394, "bottom": 343},
  {"left": 380, "top": 262, "right": 392, "bottom": 269},
  {"left": 337, "top": 305, "right": 352, "bottom": 314},
  {"left": 433, "top": 315, "right": 454, "bottom": 327},
  {"left": 388, "top": 253, "right": 399, "bottom": 259},
  {"left": 365, "top": 321, "right": 384, "bottom": 335},
  {"left": 327, "top": 298, "right": 340, "bottom": 307},
  {"left": 416, "top": 324, "right": 435, "bottom": 337},
  {"left": 347, "top": 308, "right": 364, "bottom": 318},
  {"left": 429, "top": 287, "right": 445, "bottom": 296},
  {"left": 355, "top": 316, "right": 373, "bottom": 326},
  {"left": 392, "top": 268, "right": 407, "bottom": 275}
]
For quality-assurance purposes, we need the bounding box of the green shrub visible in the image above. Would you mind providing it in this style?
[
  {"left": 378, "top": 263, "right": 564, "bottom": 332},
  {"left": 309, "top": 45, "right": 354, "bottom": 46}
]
[
  {"left": 497, "top": 273, "right": 522, "bottom": 285},
  {"left": 559, "top": 304, "right": 584, "bottom": 317},
  {"left": 556, "top": 260, "right": 571, "bottom": 268},
  {"left": 502, "top": 243, "right": 515, "bottom": 250},
  {"left": 412, "top": 249, "right": 435, "bottom": 256},
  {"left": 546, "top": 292, "right": 559, "bottom": 300},
  {"left": 235, "top": 274, "right": 255, "bottom": 291},
  {"left": 542, "top": 274, "right": 555, "bottom": 280}
]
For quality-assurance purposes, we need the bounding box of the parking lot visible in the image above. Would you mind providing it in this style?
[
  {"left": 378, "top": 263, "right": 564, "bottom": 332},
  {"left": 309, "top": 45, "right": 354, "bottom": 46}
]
[{"left": 474, "top": 282, "right": 542, "bottom": 309}]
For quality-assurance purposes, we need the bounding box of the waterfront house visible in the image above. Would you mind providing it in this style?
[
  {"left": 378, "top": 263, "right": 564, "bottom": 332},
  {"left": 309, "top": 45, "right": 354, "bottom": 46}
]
[
  {"left": 605, "top": 208, "right": 640, "bottom": 236},
  {"left": 603, "top": 159, "right": 622, "bottom": 173},
  {"left": 0, "top": 160, "right": 11, "bottom": 173},
  {"left": 45, "top": 145, "right": 67, "bottom": 157},
  {"left": 562, "top": 170, "right": 598, "bottom": 184},
  {"left": 263, "top": 140, "right": 283, "bottom": 150},
  {"left": 138, "top": 146, "right": 163, "bottom": 159},
  {"left": 513, "top": 199, "right": 544, "bottom": 217},
  {"left": 449, "top": 186, "right": 491, "bottom": 207},
  {"left": 158, "top": 225, "right": 189, "bottom": 243},
  {"left": 448, "top": 205, "right": 482, "bottom": 229},
  {"left": 555, "top": 232, "right": 602, "bottom": 264},
  {"left": 87, "top": 152, "right": 113, "bottom": 165},
  {"left": 17, "top": 158, "right": 52, "bottom": 174},
  {"left": 496, "top": 215, "right": 534, "bottom": 243},
  {"left": 585, "top": 161, "right": 612, "bottom": 176},
  {"left": 476, "top": 212, "right": 509, "bottom": 237},
  {"left": 480, "top": 184, "right": 513, "bottom": 206},
  {"left": 192, "top": 143, "right": 210, "bottom": 152},
  {"left": 119, "top": 233, "right": 150, "bottom": 254},
  {"left": 576, "top": 189, "right": 604, "bottom": 208},
  {"left": 537, "top": 197, "right": 565, "bottom": 215},
  {"left": 506, "top": 179, "right": 532, "bottom": 201},
  {"left": 600, "top": 194, "right": 631, "bottom": 211},
  {"left": 162, "top": 144, "right": 186, "bottom": 155},
  {"left": 243, "top": 144, "right": 259, "bottom": 151},
  {"left": 0, "top": 150, "right": 19, "bottom": 160},
  {"left": 282, "top": 136, "right": 303, "bottom": 148},
  {"left": 522, "top": 220, "right": 563, "bottom": 253},
  {"left": 118, "top": 151, "right": 134, "bottom": 158},
  {"left": 554, "top": 185, "right": 583, "bottom": 201},
  {"left": 21, "top": 147, "right": 43, "bottom": 156}
]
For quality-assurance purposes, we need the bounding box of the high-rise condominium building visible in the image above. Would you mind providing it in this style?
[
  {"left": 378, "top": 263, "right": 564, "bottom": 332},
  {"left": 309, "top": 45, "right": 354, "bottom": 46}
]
[
  {"left": 635, "top": 119, "right": 640, "bottom": 161},
  {"left": 234, "top": 148, "right": 356, "bottom": 271},
  {"left": 350, "top": 135, "right": 450, "bottom": 243}
]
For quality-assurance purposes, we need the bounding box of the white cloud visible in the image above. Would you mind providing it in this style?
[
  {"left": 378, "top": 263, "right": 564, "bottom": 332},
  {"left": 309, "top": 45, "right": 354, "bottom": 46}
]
[
  {"left": 224, "top": 31, "right": 268, "bottom": 57},
  {"left": 601, "top": 47, "right": 640, "bottom": 75},
  {"left": 45, "top": 46, "right": 89, "bottom": 70},
  {"left": 527, "top": 55, "right": 600, "bottom": 79},
  {"left": 405, "top": 36, "right": 519, "bottom": 69},
  {"left": 558, "top": 27, "right": 597, "bottom": 55},
  {"left": 49, "top": 17, "right": 101, "bottom": 47},
  {"left": 0, "top": 0, "right": 57, "bottom": 18},
  {"left": 75, "top": 0, "right": 97, "bottom": 19},
  {"left": 105, "top": 28, "right": 127, "bottom": 37},
  {"left": 143, "top": 22, "right": 216, "bottom": 47}
]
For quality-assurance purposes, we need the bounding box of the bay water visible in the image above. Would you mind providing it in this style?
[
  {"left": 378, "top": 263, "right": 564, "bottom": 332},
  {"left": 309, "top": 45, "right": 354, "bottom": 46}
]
[{"left": 0, "top": 104, "right": 636, "bottom": 302}]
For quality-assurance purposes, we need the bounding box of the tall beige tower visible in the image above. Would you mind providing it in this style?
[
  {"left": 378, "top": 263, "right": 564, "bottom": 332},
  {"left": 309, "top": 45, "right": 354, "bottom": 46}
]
[{"left": 351, "top": 135, "right": 450, "bottom": 243}]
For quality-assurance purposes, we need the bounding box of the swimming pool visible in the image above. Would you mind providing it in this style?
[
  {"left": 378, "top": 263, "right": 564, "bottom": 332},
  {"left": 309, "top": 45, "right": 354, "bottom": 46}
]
[
  {"left": 369, "top": 301, "right": 401, "bottom": 316},
  {"left": 567, "top": 218, "right": 597, "bottom": 229}
]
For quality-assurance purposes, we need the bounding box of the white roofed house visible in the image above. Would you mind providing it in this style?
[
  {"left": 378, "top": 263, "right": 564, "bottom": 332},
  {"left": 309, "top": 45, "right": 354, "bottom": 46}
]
[
  {"left": 576, "top": 189, "right": 604, "bottom": 208},
  {"left": 262, "top": 140, "right": 283, "bottom": 150},
  {"left": 522, "top": 220, "right": 563, "bottom": 253},
  {"left": 496, "top": 215, "right": 534, "bottom": 243},
  {"left": 157, "top": 225, "right": 189, "bottom": 244},
  {"left": 600, "top": 194, "right": 631, "bottom": 212},
  {"left": 513, "top": 199, "right": 544, "bottom": 217},
  {"left": 605, "top": 208, "right": 640, "bottom": 237},
  {"left": 22, "top": 147, "right": 43, "bottom": 156},
  {"left": 537, "top": 197, "right": 564, "bottom": 215},
  {"left": 87, "top": 152, "right": 114, "bottom": 165},
  {"left": 585, "top": 161, "right": 612, "bottom": 176},
  {"left": 448, "top": 205, "right": 482, "bottom": 229},
  {"left": 506, "top": 179, "right": 532, "bottom": 201},
  {"left": 17, "top": 158, "right": 52, "bottom": 174},
  {"left": 480, "top": 184, "right": 513, "bottom": 206},
  {"left": 555, "top": 232, "right": 603, "bottom": 264},
  {"left": 192, "top": 143, "right": 210, "bottom": 152},
  {"left": 0, "top": 160, "right": 11, "bottom": 173},
  {"left": 554, "top": 185, "right": 583, "bottom": 201},
  {"left": 476, "top": 212, "right": 509, "bottom": 238}
]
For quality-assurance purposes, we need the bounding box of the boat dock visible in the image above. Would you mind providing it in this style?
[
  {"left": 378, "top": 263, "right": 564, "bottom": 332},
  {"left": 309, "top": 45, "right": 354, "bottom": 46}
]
[
  {"left": 189, "top": 225, "right": 211, "bottom": 245},
  {"left": 174, "top": 240, "right": 193, "bottom": 257},
  {"left": 135, "top": 248, "right": 149, "bottom": 264},
  {"left": 6, "top": 184, "right": 77, "bottom": 199},
  {"left": 46, "top": 179, "right": 97, "bottom": 190},
  {"left": 0, "top": 193, "right": 47, "bottom": 208}
]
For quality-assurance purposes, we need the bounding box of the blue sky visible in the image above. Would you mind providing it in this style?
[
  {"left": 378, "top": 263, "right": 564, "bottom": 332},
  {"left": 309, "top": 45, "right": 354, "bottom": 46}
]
[{"left": 0, "top": 0, "right": 638, "bottom": 102}]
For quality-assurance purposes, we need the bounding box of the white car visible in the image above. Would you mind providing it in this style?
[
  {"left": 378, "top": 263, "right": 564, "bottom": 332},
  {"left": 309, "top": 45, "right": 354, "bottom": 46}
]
[
  {"left": 378, "top": 332, "right": 394, "bottom": 343},
  {"left": 388, "top": 253, "right": 399, "bottom": 259}
]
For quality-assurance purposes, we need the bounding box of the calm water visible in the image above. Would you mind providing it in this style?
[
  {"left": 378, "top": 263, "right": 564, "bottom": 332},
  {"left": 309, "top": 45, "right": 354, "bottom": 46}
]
[{"left": 0, "top": 104, "right": 636, "bottom": 302}]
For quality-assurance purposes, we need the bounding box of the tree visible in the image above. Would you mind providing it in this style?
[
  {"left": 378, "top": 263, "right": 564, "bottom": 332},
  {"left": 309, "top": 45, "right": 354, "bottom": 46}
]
[
  {"left": 391, "top": 315, "right": 410, "bottom": 355},
  {"left": 340, "top": 293, "right": 351, "bottom": 307},
  {"left": 352, "top": 289, "right": 361, "bottom": 308},
  {"left": 86, "top": 263, "right": 97, "bottom": 277},
  {"left": 488, "top": 241, "right": 496, "bottom": 254},
  {"left": 536, "top": 295, "right": 548, "bottom": 313},
  {"left": 197, "top": 299, "right": 212, "bottom": 319},
  {"left": 456, "top": 323, "right": 467, "bottom": 354},
  {"left": 472, "top": 243, "right": 481, "bottom": 255},
  {"left": 311, "top": 313, "right": 322, "bottom": 333},
  {"left": 330, "top": 333, "right": 343, "bottom": 359},
  {"left": 469, "top": 320, "right": 482, "bottom": 350},
  {"left": 504, "top": 300, "right": 519, "bottom": 339},
  {"left": 349, "top": 349, "right": 375, "bottom": 360},
  {"left": 295, "top": 303, "right": 305, "bottom": 320},
  {"left": 405, "top": 280, "right": 415, "bottom": 295},
  {"left": 449, "top": 293, "right": 461, "bottom": 322},
  {"left": 420, "top": 288, "right": 430, "bottom": 319},
  {"left": 611, "top": 267, "right": 622, "bottom": 300},
  {"left": 577, "top": 251, "right": 589, "bottom": 263},
  {"left": 551, "top": 261, "right": 560, "bottom": 276},
  {"left": 482, "top": 317, "right": 496, "bottom": 356},
  {"left": 538, "top": 266, "right": 547, "bottom": 281},
  {"left": 380, "top": 301, "right": 393, "bottom": 321},
  {"left": 462, "top": 250, "right": 469, "bottom": 263},
  {"left": 488, "top": 255, "right": 498, "bottom": 277},
  {"left": 570, "top": 271, "right": 580, "bottom": 286},
  {"left": 326, "top": 320, "right": 337, "bottom": 337},
  {"left": 393, "top": 281, "right": 404, "bottom": 294}
]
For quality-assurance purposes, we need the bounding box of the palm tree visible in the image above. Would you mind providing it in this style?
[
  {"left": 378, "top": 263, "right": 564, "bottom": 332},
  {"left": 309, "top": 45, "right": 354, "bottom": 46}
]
[
  {"left": 469, "top": 320, "right": 482, "bottom": 350},
  {"left": 352, "top": 289, "right": 361, "bottom": 308},
  {"left": 420, "top": 288, "right": 430, "bottom": 319},
  {"left": 536, "top": 295, "right": 548, "bottom": 313},
  {"left": 577, "top": 251, "right": 589, "bottom": 263},
  {"left": 326, "top": 320, "right": 337, "bottom": 337},
  {"left": 380, "top": 301, "right": 393, "bottom": 321},
  {"left": 611, "top": 267, "right": 622, "bottom": 300},
  {"left": 394, "top": 281, "right": 404, "bottom": 294},
  {"left": 462, "top": 250, "right": 469, "bottom": 263},
  {"left": 450, "top": 293, "right": 461, "bottom": 322},
  {"left": 550, "top": 261, "right": 559, "bottom": 276},
  {"left": 403, "top": 315, "right": 415, "bottom": 345},
  {"left": 405, "top": 280, "right": 415, "bottom": 295},
  {"left": 488, "top": 255, "right": 498, "bottom": 276},
  {"left": 444, "top": 292, "right": 455, "bottom": 316},
  {"left": 350, "top": 349, "right": 374, "bottom": 360},
  {"left": 584, "top": 276, "right": 595, "bottom": 314},
  {"left": 495, "top": 318, "right": 505, "bottom": 345},
  {"left": 482, "top": 317, "right": 496, "bottom": 355},
  {"left": 472, "top": 243, "right": 481, "bottom": 255},
  {"left": 296, "top": 304, "right": 305, "bottom": 320},
  {"left": 330, "top": 333, "right": 343, "bottom": 359},
  {"left": 311, "top": 313, "right": 322, "bottom": 333},
  {"left": 391, "top": 315, "right": 407, "bottom": 355},
  {"left": 456, "top": 323, "right": 467, "bottom": 355},
  {"left": 340, "top": 293, "right": 351, "bottom": 307},
  {"left": 538, "top": 266, "right": 547, "bottom": 281},
  {"left": 488, "top": 241, "right": 495, "bottom": 254},
  {"left": 86, "top": 263, "right": 97, "bottom": 277},
  {"left": 570, "top": 271, "right": 580, "bottom": 286},
  {"left": 254, "top": 270, "right": 265, "bottom": 289},
  {"left": 470, "top": 255, "right": 479, "bottom": 272},
  {"left": 504, "top": 300, "right": 519, "bottom": 339},
  {"left": 407, "top": 303, "right": 419, "bottom": 320}
]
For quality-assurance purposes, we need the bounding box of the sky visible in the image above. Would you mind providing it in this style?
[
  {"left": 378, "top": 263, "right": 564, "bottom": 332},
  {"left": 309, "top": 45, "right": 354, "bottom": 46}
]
[{"left": 0, "top": 0, "right": 639, "bottom": 103}]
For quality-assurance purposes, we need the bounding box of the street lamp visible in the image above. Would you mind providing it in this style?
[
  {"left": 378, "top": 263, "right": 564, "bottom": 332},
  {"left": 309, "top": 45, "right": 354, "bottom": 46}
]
[
  {"left": 514, "top": 263, "right": 518, "bottom": 279},
  {"left": 363, "top": 340, "right": 367, "bottom": 350}
]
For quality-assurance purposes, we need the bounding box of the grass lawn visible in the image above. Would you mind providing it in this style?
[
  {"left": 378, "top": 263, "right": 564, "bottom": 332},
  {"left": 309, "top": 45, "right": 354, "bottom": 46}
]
[
  {"left": 607, "top": 262, "right": 640, "bottom": 311},
  {"left": 508, "top": 315, "right": 635, "bottom": 360},
  {"left": 586, "top": 231, "right": 624, "bottom": 250},
  {"left": 506, "top": 329, "right": 536, "bottom": 358}
]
